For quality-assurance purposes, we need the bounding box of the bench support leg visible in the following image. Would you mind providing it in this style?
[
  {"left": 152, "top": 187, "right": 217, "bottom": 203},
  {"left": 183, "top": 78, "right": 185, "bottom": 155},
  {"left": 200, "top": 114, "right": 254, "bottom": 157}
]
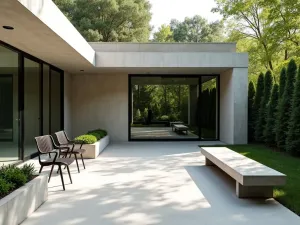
[
  {"left": 236, "top": 182, "right": 273, "bottom": 198},
  {"left": 205, "top": 157, "right": 215, "bottom": 166}
]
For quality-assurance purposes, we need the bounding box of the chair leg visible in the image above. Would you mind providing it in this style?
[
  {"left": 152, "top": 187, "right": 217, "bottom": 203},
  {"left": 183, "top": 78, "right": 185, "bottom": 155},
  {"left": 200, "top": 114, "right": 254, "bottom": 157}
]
[
  {"left": 81, "top": 154, "right": 86, "bottom": 169},
  {"left": 48, "top": 165, "right": 55, "bottom": 183},
  {"left": 59, "top": 165, "right": 65, "bottom": 191},
  {"left": 66, "top": 165, "right": 72, "bottom": 184},
  {"left": 49, "top": 153, "right": 51, "bottom": 158},
  {"left": 74, "top": 154, "right": 80, "bottom": 173},
  {"left": 39, "top": 166, "right": 44, "bottom": 174}
]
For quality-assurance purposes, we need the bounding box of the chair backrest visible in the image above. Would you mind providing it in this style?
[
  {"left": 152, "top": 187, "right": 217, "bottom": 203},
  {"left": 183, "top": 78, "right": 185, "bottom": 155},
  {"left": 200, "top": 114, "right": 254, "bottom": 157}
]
[
  {"left": 35, "top": 135, "right": 54, "bottom": 154},
  {"left": 55, "top": 131, "right": 68, "bottom": 145}
]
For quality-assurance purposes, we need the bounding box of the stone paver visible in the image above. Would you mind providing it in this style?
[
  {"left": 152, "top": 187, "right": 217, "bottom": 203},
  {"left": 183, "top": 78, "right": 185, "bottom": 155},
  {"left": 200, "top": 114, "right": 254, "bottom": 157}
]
[{"left": 21, "top": 142, "right": 300, "bottom": 225}]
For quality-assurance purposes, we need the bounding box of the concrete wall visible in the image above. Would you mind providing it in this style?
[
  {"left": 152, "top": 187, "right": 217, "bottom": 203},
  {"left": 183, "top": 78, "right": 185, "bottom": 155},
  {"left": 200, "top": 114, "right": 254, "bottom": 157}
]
[
  {"left": 90, "top": 42, "right": 237, "bottom": 52},
  {"left": 71, "top": 74, "right": 128, "bottom": 141},
  {"left": 220, "top": 68, "right": 248, "bottom": 144},
  {"left": 64, "top": 72, "right": 72, "bottom": 137}
]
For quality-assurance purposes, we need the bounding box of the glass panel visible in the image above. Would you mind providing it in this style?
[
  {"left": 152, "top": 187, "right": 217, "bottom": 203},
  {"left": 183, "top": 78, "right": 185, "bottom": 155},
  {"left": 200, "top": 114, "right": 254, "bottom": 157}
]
[
  {"left": 130, "top": 76, "right": 199, "bottom": 140},
  {"left": 0, "top": 44, "right": 19, "bottom": 163},
  {"left": 43, "top": 64, "right": 50, "bottom": 134},
  {"left": 50, "top": 69, "right": 61, "bottom": 133},
  {"left": 200, "top": 76, "right": 218, "bottom": 139},
  {"left": 24, "top": 58, "right": 40, "bottom": 157}
]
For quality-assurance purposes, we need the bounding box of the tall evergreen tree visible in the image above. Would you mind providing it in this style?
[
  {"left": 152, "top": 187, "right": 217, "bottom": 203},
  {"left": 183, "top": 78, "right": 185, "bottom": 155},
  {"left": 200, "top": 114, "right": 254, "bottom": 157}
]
[
  {"left": 286, "top": 66, "right": 300, "bottom": 155},
  {"left": 264, "top": 84, "right": 279, "bottom": 146},
  {"left": 248, "top": 81, "right": 256, "bottom": 142},
  {"left": 276, "top": 59, "right": 297, "bottom": 150},
  {"left": 255, "top": 71, "right": 273, "bottom": 142},
  {"left": 279, "top": 68, "right": 287, "bottom": 98},
  {"left": 253, "top": 73, "right": 264, "bottom": 141}
]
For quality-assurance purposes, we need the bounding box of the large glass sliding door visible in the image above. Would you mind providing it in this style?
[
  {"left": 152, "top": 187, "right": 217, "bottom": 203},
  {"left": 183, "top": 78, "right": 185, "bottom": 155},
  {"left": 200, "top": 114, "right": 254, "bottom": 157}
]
[
  {"left": 0, "top": 41, "right": 64, "bottom": 163},
  {"left": 129, "top": 75, "right": 219, "bottom": 141},
  {"left": 24, "top": 58, "right": 41, "bottom": 158},
  {"left": 0, "top": 44, "right": 19, "bottom": 163}
]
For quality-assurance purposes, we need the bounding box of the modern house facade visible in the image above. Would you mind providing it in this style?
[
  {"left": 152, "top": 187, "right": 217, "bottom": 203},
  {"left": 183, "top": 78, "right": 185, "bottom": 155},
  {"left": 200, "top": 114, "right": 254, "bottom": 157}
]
[{"left": 0, "top": 0, "right": 248, "bottom": 163}]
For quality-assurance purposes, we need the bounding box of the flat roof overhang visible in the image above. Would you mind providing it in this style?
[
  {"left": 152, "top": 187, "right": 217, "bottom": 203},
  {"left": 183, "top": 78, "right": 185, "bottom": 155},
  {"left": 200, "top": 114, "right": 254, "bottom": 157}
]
[{"left": 0, "top": 0, "right": 95, "bottom": 73}]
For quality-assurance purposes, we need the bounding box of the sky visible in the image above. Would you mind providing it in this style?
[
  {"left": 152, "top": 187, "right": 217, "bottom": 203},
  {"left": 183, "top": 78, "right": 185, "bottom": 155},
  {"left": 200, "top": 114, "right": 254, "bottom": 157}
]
[{"left": 149, "top": 0, "right": 222, "bottom": 32}]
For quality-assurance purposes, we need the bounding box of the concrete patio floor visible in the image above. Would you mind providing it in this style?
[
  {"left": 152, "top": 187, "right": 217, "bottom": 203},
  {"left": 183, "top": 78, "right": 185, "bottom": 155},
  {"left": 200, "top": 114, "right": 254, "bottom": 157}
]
[{"left": 21, "top": 142, "right": 300, "bottom": 225}]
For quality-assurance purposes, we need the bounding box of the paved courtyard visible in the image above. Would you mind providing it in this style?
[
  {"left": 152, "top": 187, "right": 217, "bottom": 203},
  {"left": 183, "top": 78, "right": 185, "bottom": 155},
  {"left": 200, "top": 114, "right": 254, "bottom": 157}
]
[{"left": 22, "top": 142, "right": 300, "bottom": 225}]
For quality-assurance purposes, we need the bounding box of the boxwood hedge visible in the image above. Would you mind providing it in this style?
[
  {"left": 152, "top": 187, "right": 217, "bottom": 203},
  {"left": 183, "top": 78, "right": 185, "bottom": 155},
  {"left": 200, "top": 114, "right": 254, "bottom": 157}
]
[{"left": 74, "top": 129, "right": 107, "bottom": 144}]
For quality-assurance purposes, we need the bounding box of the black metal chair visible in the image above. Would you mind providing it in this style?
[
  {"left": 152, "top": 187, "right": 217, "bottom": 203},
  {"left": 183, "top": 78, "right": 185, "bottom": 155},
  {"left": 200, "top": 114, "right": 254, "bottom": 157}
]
[
  {"left": 35, "top": 135, "right": 74, "bottom": 191},
  {"left": 54, "top": 130, "right": 86, "bottom": 173}
]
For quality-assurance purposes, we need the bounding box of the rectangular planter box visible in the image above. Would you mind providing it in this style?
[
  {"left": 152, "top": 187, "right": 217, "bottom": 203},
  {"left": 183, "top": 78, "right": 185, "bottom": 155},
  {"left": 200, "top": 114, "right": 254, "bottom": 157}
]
[
  {"left": 0, "top": 173, "right": 48, "bottom": 225},
  {"left": 81, "top": 135, "right": 110, "bottom": 159}
]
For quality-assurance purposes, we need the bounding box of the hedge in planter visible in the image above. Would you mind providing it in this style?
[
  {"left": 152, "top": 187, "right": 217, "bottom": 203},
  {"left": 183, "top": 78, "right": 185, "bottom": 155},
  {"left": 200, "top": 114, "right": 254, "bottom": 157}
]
[
  {"left": 0, "top": 164, "right": 35, "bottom": 199},
  {"left": 74, "top": 129, "right": 108, "bottom": 144}
]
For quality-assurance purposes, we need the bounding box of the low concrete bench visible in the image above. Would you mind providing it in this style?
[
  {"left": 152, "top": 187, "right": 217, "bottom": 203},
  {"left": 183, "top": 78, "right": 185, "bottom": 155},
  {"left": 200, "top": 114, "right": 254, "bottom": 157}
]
[
  {"left": 173, "top": 124, "right": 188, "bottom": 135},
  {"left": 200, "top": 147, "right": 286, "bottom": 198}
]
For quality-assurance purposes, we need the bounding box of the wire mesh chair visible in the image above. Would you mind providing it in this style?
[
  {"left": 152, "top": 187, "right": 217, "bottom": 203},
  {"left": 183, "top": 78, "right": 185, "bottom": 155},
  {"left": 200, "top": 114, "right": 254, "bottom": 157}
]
[
  {"left": 54, "top": 131, "right": 86, "bottom": 173},
  {"left": 35, "top": 135, "right": 74, "bottom": 190}
]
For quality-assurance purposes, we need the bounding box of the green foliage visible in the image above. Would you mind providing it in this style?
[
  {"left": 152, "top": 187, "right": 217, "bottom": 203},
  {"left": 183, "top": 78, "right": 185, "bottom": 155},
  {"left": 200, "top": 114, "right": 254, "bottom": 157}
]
[
  {"left": 54, "top": 0, "right": 152, "bottom": 42},
  {"left": 0, "top": 165, "right": 26, "bottom": 189},
  {"left": 134, "top": 109, "right": 141, "bottom": 121},
  {"left": 255, "top": 71, "right": 273, "bottom": 142},
  {"left": 276, "top": 59, "right": 297, "bottom": 150},
  {"left": 74, "top": 134, "right": 97, "bottom": 144},
  {"left": 248, "top": 81, "right": 256, "bottom": 142},
  {"left": 279, "top": 67, "right": 287, "bottom": 98},
  {"left": 0, "top": 177, "right": 14, "bottom": 198},
  {"left": 170, "top": 15, "right": 224, "bottom": 42},
  {"left": 75, "top": 129, "right": 107, "bottom": 144},
  {"left": 153, "top": 25, "right": 174, "bottom": 42},
  {"left": 160, "top": 115, "right": 169, "bottom": 121},
  {"left": 253, "top": 73, "right": 264, "bottom": 141},
  {"left": 143, "top": 108, "right": 148, "bottom": 119},
  {"left": 214, "top": 0, "right": 300, "bottom": 79},
  {"left": 264, "top": 84, "right": 279, "bottom": 146},
  {"left": 286, "top": 66, "right": 300, "bottom": 155},
  {"left": 20, "top": 164, "right": 36, "bottom": 181}
]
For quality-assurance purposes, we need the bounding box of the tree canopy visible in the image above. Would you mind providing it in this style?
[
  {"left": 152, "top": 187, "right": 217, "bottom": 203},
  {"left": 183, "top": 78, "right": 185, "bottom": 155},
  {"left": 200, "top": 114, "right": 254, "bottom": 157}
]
[
  {"left": 54, "top": 0, "right": 152, "bottom": 42},
  {"left": 213, "top": 0, "right": 300, "bottom": 80}
]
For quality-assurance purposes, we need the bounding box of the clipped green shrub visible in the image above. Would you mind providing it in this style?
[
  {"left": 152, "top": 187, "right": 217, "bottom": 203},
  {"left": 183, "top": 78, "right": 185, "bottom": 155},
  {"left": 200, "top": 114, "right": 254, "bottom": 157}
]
[
  {"left": 88, "top": 129, "right": 107, "bottom": 138},
  {"left": 286, "top": 65, "right": 300, "bottom": 156},
  {"left": 20, "top": 164, "right": 36, "bottom": 180},
  {"left": 279, "top": 67, "right": 287, "bottom": 98},
  {"left": 0, "top": 165, "right": 27, "bottom": 189},
  {"left": 264, "top": 84, "right": 279, "bottom": 146},
  {"left": 253, "top": 73, "right": 264, "bottom": 141},
  {"left": 0, "top": 177, "right": 14, "bottom": 197},
  {"left": 256, "top": 70, "right": 273, "bottom": 142},
  {"left": 248, "top": 81, "right": 256, "bottom": 142},
  {"left": 276, "top": 59, "right": 297, "bottom": 151},
  {"left": 74, "top": 134, "right": 97, "bottom": 144},
  {"left": 160, "top": 115, "right": 169, "bottom": 121}
]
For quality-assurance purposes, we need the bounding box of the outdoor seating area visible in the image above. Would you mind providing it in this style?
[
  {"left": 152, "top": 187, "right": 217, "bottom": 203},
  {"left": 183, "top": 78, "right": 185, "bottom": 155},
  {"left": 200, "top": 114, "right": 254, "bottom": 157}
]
[
  {"left": 35, "top": 130, "right": 86, "bottom": 191},
  {"left": 19, "top": 142, "right": 300, "bottom": 225}
]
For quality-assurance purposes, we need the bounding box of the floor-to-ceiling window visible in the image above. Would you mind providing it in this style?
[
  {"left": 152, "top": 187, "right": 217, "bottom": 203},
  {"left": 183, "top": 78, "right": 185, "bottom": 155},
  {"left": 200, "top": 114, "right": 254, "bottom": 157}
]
[
  {"left": 0, "top": 44, "right": 19, "bottom": 163},
  {"left": 24, "top": 57, "right": 41, "bottom": 158},
  {"left": 0, "top": 41, "right": 64, "bottom": 163},
  {"left": 129, "top": 75, "right": 219, "bottom": 141}
]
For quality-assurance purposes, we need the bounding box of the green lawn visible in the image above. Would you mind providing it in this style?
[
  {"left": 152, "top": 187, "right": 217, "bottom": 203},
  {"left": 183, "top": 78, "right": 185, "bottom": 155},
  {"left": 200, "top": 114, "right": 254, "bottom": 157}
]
[{"left": 203, "top": 144, "right": 300, "bottom": 215}]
